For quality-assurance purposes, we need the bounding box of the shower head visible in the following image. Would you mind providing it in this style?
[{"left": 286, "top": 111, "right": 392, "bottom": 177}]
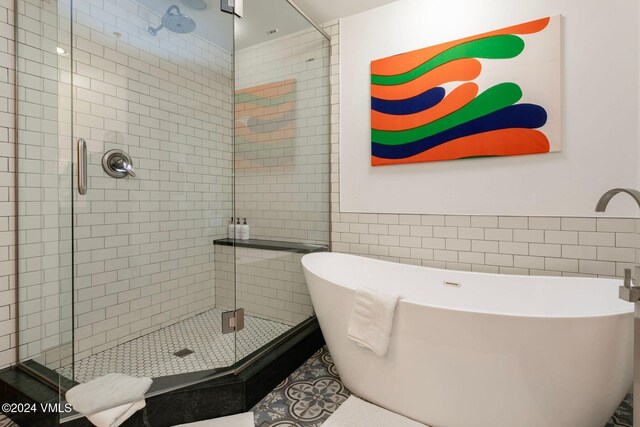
[{"left": 148, "top": 5, "right": 196, "bottom": 36}]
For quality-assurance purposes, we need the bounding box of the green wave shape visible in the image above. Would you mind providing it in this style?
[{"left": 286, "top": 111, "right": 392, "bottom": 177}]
[
  {"left": 372, "top": 82, "right": 523, "bottom": 145},
  {"left": 235, "top": 91, "right": 295, "bottom": 107},
  {"left": 371, "top": 35, "right": 525, "bottom": 86}
]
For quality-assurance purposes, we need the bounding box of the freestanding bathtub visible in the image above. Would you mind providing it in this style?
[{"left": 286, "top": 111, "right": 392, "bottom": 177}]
[{"left": 302, "top": 252, "right": 633, "bottom": 427}]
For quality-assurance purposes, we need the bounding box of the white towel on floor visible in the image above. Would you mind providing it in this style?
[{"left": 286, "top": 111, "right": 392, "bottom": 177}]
[
  {"left": 172, "top": 412, "right": 254, "bottom": 426},
  {"left": 347, "top": 287, "right": 400, "bottom": 357},
  {"left": 323, "top": 396, "right": 427, "bottom": 427},
  {"left": 65, "top": 372, "right": 152, "bottom": 427}
]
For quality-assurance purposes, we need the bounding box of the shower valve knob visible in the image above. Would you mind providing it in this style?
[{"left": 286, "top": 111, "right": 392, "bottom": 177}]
[
  {"left": 102, "top": 149, "right": 136, "bottom": 178},
  {"left": 112, "top": 157, "right": 136, "bottom": 177}
]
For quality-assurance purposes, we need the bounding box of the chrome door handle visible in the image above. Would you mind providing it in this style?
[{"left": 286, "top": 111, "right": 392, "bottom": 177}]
[{"left": 78, "top": 138, "right": 87, "bottom": 195}]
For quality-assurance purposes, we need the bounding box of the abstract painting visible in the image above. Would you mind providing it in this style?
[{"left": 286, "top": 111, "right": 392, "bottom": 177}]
[
  {"left": 235, "top": 79, "right": 295, "bottom": 171},
  {"left": 370, "top": 16, "right": 561, "bottom": 166}
]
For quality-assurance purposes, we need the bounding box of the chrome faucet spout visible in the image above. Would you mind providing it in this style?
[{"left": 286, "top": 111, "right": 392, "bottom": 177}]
[
  {"left": 595, "top": 188, "right": 640, "bottom": 212},
  {"left": 597, "top": 187, "right": 640, "bottom": 427}
]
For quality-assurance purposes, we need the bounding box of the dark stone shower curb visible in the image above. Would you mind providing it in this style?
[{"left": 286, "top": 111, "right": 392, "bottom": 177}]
[{"left": 0, "top": 319, "right": 325, "bottom": 427}]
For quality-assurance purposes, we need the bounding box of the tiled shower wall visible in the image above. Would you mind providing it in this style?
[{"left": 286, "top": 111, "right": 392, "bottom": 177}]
[
  {"left": 326, "top": 20, "right": 640, "bottom": 279},
  {"left": 214, "top": 246, "right": 313, "bottom": 326},
  {"left": 15, "top": 0, "right": 73, "bottom": 369},
  {"left": 0, "top": 0, "right": 16, "bottom": 369},
  {"left": 70, "top": 1, "right": 233, "bottom": 362},
  {"left": 234, "top": 28, "right": 330, "bottom": 245},
  {"left": 13, "top": 0, "right": 233, "bottom": 368}
]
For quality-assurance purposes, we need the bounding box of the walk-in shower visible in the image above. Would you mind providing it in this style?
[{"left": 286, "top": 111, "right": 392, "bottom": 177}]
[{"left": 10, "top": 0, "right": 330, "bottom": 423}]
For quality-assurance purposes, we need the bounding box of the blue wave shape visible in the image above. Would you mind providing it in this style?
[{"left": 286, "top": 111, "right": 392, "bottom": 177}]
[
  {"left": 371, "top": 87, "right": 446, "bottom": 115},
  {"left": 372, "top": 104, "right": 548, "bottom": 159}
]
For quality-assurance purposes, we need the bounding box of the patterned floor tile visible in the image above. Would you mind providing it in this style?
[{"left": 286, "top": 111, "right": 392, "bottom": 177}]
[
  {"left": 56, "top": 308, "right": 291, "bottom": 382},
  {"left": 252, "top": 346, "right": 634, "bottom": 427},
  {"left": 606, "top": 393, "right": 632, "bottom": 427},
  {"left": 253, "top": 346, "right": 351, "bottom": 427}
]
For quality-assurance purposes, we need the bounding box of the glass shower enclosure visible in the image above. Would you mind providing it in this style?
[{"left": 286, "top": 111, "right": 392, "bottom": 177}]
[{"left": 13, "top": 0, "right": 330, "bottom": 413}]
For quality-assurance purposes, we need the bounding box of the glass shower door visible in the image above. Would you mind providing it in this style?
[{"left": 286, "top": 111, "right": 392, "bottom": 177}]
[
  {"left": 231, "top": 0, "right": 331, "bottom": 363},
  {"left": 15, "top": 0, "right": 74, "bottom": 389},
  {"left": 67, "top": 0, "right": 236, "bottom": 383}
]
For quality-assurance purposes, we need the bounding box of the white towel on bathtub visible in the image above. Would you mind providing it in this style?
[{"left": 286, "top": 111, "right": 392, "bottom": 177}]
[{"left": 347, "top": 287, "right": 400, "bottom": 357}]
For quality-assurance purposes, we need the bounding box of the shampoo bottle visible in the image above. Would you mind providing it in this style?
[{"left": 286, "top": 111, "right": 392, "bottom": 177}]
[
  {"left": 227, "top": 217, "right": 234, "bottom": 239},
  {"left": 234, "top": 218, "right": 241, "bottom": 239},
  {"left": 240, "top": 218, "right": 250, "bottom": 240}
]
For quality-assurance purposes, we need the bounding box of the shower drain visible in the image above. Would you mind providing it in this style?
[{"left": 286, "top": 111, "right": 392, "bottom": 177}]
[{"left": 173, "top": 348, "right": 194, "bottom": 358}]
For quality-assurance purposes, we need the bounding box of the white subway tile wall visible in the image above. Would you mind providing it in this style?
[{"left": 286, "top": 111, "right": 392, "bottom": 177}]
[
  {"left": 215, "top": 246, "right": 313, "bottom": 326},
  {"left": 234, "top": 27, "right": 330, "bottom": 245},
  {"left": 68, "top": 0, "right": 233, "bottom": 363},
  {"left": 326, "top": 20, "right": 640, "bottom": 279},
  {"left": 15, "top": 0, "right": 77, "bottom": 370},
  {"left": 0, "top": 0, "right": 16, "bottom": 369}
]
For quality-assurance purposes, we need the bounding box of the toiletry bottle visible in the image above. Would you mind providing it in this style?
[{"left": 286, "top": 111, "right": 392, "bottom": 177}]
[
  {"left": 235, "top": 218, "right": 241, "bottom": 239},
  {"left": 227, "top": 217, "right": 234, "bottom": 239},
  {"left": 240, "top": 218, "right": 250, "bottom": 240}
]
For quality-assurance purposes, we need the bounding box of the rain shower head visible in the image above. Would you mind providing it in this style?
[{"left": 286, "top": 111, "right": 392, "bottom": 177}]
[{"left": 148, "top": 5, "right": 196, "bottom": 36}]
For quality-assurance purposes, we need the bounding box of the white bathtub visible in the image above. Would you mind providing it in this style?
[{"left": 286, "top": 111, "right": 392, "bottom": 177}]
[{"left": 302, "top": 252, "right": 633, "bottom": 427}]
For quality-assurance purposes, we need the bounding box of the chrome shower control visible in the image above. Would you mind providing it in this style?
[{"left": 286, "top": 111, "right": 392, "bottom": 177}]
[{"left": 102, "top": 149, "right": 136, "bottom": 178}]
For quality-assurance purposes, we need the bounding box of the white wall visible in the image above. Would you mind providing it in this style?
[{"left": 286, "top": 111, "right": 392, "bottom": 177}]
[{"left": 340, "top": 0, "right": 640, "bottom": 217}]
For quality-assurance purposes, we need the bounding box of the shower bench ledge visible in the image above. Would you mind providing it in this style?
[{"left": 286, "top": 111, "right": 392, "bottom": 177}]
[{"left": 213, "top": 238, "right": 327, "bottom": 254}]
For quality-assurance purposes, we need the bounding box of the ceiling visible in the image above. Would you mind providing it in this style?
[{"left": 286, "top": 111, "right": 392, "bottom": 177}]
[
  {"left": 134, "top": 0, "right": 398, "bottom": 50},
  {"left": 235, "top": 0, "right": 311, "bottom": 50},
  {"left": 292, "top": 0, "right": 398, "bottom": 25}
]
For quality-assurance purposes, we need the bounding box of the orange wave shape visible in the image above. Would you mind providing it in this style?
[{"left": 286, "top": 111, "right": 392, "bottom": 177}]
[
  {"left": 236, "top": 79, "right": 295, "bottom": 98},
  {"left": 371, "top": 129, "right": 550, "bottom": 166},
  {"left": 371, "top": 17, "right": 550, "bottom": 77},
  {"left": 371, "top": 58, "right": 481, "bottom": 100},
  {"left": 236, "top": 102, "right": 294, "bottom": 116},
  {"left": 371, "top": 82, "right": 479, "bottom": 131}
]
